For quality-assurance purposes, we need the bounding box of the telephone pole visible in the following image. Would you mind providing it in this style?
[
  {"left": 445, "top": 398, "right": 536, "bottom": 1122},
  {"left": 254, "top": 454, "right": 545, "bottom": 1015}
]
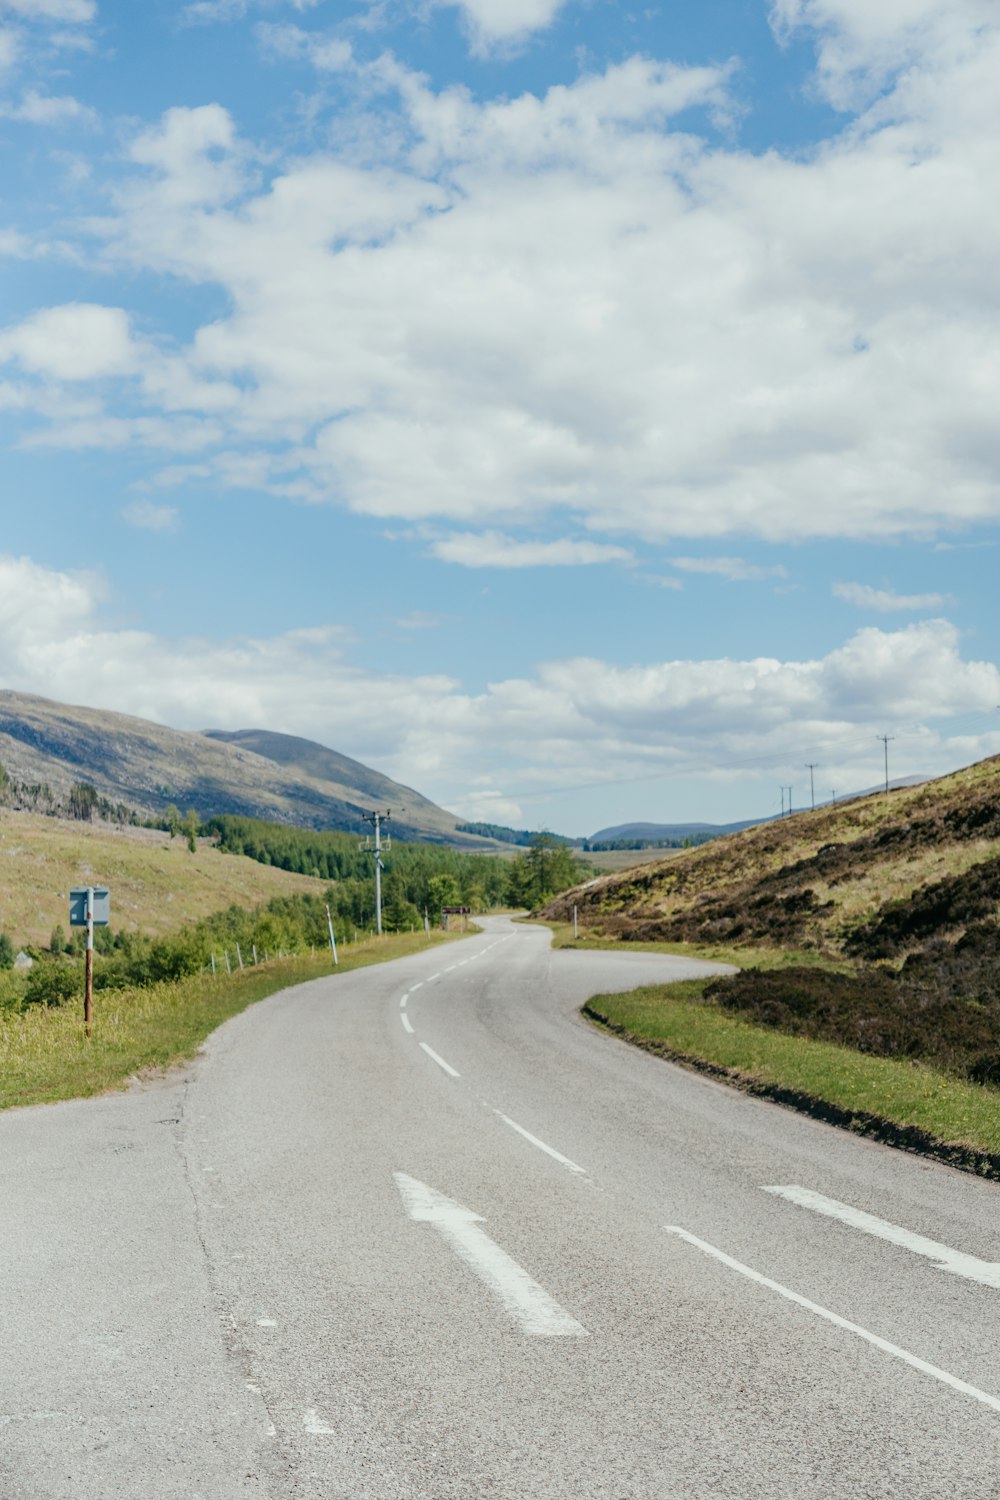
[
  {"left": 877, "top": 735, "right": 894, "bottom": 799},
  {"left": 781, "top": 785, "right": 793, "bottom": 817},
  {"left": 805, "top": 763, "right": 818, "bottom": 810},
  {"left": 361, "top": 810, "right": 391, "bottom": 936}
]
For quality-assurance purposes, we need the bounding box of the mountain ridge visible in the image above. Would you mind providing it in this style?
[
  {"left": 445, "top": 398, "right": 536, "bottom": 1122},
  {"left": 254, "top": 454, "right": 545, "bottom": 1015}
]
[{"left": 0, "top": 691, "right": 485, "bottom": 846}]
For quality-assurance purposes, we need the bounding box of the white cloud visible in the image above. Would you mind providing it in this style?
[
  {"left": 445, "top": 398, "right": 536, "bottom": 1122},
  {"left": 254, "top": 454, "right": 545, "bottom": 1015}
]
[
  {"left": 833, "top": 581, "right": 948, "bottom": 612},
  {"left": 0, "top": 0, "right": 95, "bottom": 19},
  {"left": 430, "top": 0, "right": 568, "bottom": 54},
  {"left": 0, "top": 26, "right": 17, "bottom": 72},
  {"left": 122, "top": 500, "right": 179, "bottom": 532},
  {"left": 0, "top": 89, "right": 95, "bottom": 125},
  {"left": 429, "top": 532, "right": 633, "bottom": 568},
  {"left": 0, "top": 555, "right": 997, "bottom": 824},
  {"left": 672, "top": 557, "right": 789, "bottom": 582},
  {"left": 0, "top": 228, "right": 30, "bottom": 256},
  {"left": 183, "top": 0, "right": 322, "bottom": 21},
  {"left": 770, "top": 0, "right": 992, "bottom": 107},
  {"left": 0, "top": 303, "right": 137, "bottom": 381},
  {"left": 4, "top": 14, "right": 998, "bottom": 553}
]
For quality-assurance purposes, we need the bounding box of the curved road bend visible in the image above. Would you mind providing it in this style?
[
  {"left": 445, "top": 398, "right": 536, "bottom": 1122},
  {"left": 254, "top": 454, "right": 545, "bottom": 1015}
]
[{"left": 2, "top": 915, "right": 999, "bottom": 1498}]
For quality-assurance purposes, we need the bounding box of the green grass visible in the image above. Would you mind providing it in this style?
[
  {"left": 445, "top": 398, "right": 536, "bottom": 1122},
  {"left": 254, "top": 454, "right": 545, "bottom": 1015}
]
[
  {"left": 0, "top": 929, "right": 464, "bottom": 1112},
  {"left": 587, "top": 981, "right": 1000, "bottom": 1158}
]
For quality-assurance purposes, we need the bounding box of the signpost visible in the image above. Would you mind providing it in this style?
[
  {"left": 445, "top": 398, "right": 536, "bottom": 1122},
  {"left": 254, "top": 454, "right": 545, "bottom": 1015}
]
[
  {"left": 69, "top": 886, "right": 109, "bottom": 1038},
  {"left": 440, "top": 905, "right": 471, "bottom": 931}
]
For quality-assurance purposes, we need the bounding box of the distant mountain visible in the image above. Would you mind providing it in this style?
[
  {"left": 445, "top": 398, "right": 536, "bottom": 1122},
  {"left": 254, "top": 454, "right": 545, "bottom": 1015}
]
[
  {"left": 588, "top": 778, "right": 932, "bottom": 847},
  {"left": 0, "top": 691, "right": 486, "bottom": 846},
  {"left": 588, "top": 818, "right": 763, "bottom": 845}
]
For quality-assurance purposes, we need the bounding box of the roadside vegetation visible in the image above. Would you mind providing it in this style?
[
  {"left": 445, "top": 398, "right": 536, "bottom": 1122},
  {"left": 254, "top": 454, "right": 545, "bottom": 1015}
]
[
  {"left": 583, "top": 981, "right": 1000, "bottom": 1167},
  {"left": 0, "top": 929, "right": 463, "bottom": 1112},
  {"left": 207, "top": 815, "right": 589, "bottom": 918},
  {"left": 540, "top": 756, "right": 1000, "bottom": 1171}
]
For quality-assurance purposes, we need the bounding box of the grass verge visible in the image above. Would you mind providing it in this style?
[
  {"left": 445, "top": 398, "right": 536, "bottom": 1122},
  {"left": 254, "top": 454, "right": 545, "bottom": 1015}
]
[
  {"left": 0, "top": 929, "right": 464, "bottom": 1112},
  {"left": 585, "top": 980, "right": 1000, "bottom": 1178},
  {"left": 533, "top": 918, "right": 849, "bottom": 972}
]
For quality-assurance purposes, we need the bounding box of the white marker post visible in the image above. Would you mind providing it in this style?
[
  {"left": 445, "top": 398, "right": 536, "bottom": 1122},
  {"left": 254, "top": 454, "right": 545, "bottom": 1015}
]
[
  {"left": 85, "top": 887, "right": 94, "bottom": 1039},
  {"left": 326, "top": 904, "right": 339, "bottom": 965}
]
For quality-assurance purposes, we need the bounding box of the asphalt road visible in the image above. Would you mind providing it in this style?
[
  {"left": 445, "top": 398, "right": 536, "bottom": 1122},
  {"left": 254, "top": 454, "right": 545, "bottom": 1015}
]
[{"left": 2, "top": 915, "right": 999, "bottom": 1498}]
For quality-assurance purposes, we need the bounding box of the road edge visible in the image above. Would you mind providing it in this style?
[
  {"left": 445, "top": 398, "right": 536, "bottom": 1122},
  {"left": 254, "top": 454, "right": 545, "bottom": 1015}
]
[{"left": 581, "top": 1001, "right": 1000, "bottom": 1183}]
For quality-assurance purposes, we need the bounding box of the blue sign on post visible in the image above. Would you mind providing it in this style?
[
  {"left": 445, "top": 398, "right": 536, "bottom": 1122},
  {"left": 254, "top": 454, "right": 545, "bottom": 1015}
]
[{"left": 69, "top": 887, "right": 110, "bottom": 926}]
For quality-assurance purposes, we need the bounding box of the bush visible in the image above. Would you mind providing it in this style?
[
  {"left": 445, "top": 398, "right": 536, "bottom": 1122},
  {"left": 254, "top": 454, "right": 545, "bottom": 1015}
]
[
  {"left": 24, "top": 962, "right": 81, "bottom": 1008},
  {"left": 0, "top": 934, "right": 14, "bottom": 970}
]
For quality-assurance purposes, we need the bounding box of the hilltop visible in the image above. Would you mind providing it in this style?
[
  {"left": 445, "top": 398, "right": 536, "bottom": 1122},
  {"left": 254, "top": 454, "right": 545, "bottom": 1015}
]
[
  {"left": 545, "top": 755, "right": 1000, "bottom": 1095},
  {"left": 0, "top": 692, "right": 485, "bottom": 847}
]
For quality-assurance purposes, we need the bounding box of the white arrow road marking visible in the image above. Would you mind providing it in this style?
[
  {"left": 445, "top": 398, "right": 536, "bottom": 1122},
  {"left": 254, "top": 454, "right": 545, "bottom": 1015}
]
[
  {"left": 666, "top": 1227, "right": 1000, "bottom": 1415},
  {"left": 395, "top": 1173, "right": 588, "bottom": 1338},
  {"left": 763, "top": 1186, "right": 1000, "bottom": 1290},
  {"left": 419, "top": 1043, "right": 460, "bottom": 1078},
  {"left": 494, "top": 1110, "right": 586, "bottom": 1175}
]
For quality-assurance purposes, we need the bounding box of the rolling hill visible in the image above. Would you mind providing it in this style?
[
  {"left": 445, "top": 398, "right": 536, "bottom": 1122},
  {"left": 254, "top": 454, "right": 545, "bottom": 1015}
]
[
  {"left": 0, "top": 691, "right": 482, "bottom": 846},
  {"left": 547, "top": 756, "right": 1000, "bottom": 957}
]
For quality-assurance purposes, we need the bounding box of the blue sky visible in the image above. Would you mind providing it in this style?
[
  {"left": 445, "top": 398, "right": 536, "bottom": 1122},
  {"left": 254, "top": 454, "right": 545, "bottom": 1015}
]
[{"left": 1, "top": 0, "right": 999, "bottom": 836}]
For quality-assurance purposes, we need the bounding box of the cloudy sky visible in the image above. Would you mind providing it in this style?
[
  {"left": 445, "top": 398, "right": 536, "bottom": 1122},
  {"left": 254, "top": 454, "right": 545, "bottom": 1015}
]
[{"left": 1, "top": 0, "right": 998, "bottom": 835}]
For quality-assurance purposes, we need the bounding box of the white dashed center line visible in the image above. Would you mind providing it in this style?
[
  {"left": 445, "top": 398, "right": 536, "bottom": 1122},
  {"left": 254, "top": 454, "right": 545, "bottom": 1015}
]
[
  {"left": 420, "top": 1043, "right": 460, "bottom": 1078},
  {"left": 494, "top": 1111, "right": 585, "bottom": 1174}
]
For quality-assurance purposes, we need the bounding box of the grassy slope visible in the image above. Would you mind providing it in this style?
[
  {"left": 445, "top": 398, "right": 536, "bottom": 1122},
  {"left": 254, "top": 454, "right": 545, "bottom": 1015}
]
[
  {"left": 0, "top": 929, "right": 464, "bottom": 1111},
  {"left": 538, "top": 758, "right": 1000, "bottom": 1173},
  {"left": 544, "top": 755, "right": 1000, "bottom": 956},
  {"left": 0, "top": 809, "right": 330, "bottom": 948}
]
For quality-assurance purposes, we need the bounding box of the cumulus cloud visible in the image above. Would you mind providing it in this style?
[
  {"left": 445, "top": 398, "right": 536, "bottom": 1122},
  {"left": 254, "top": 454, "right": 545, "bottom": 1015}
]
[
  {"left": 0, "top": 89, "right": 95, "bottom": 125},
  {"left": 770, "top": 0, "right": 993, "bottom": 107},
  {"left": 833, "top": 581, "right": 949, "bottom": 612},
  {"left": 0, "top": 304, "right": 137, "bottom": 381},
  {"left": 429, "top": 0, "right": 569, "bottom": 54},
  {"left": 0, "top": 554, "right": 997, "bottom": 823},
  {"left": 429, "top": 532, "right": 633, "bottom": 568},
  {"left": 2, "top": 7, "right": 998, "bottom": 561}
]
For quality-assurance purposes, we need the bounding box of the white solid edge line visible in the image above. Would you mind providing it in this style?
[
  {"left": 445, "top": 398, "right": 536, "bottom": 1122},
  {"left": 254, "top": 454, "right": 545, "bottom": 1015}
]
[
  {"left": 420, "top": 1043, "right": 460, "bottom": 1078},
  {"left": 665, "top": 1226, "right": 1000, "bottom": 1415},
  {"left": 762, "top": 1186, "right": 1000, "bottom": 1290},
  {"left": 495, "top": 1111, "right": 586, "bottom": 1174},
  {"left": 401, "top": 1013, "right": 414, "bottom": 1034}
]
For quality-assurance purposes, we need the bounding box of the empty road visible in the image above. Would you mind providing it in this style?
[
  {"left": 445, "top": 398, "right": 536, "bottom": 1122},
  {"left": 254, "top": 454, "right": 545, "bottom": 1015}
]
[{"left": 2, "top": 915, "right": 998, "bottom": 1498}]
